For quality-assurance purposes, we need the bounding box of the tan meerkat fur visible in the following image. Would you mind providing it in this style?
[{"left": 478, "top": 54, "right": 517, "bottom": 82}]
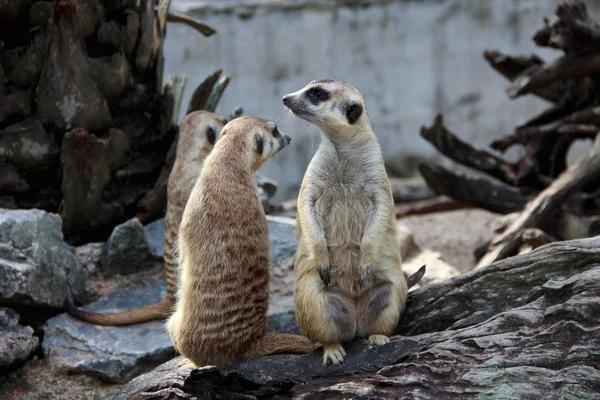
[
  {"left": 64, "top": 111, "right": 225, "bottom": 325},
  {"left": 167, "top": 116, "right": 316, "bottom": 367},
  {"left": 283, "top": 80, "right": 408, "bottom": 365}
]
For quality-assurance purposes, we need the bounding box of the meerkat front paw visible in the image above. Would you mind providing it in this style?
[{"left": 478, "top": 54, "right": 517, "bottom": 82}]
[
  {"left": 317, "top": 263, "right": 331, "bottom": 286},
  {"left": 368, "top": 334, "right": 390, "bottom": 346},
  {"left": 322, "top": 344, "right": 346, "bottom": 366},
  {"left": 357, "top": 263, "right": 372, "bottom": 288}
]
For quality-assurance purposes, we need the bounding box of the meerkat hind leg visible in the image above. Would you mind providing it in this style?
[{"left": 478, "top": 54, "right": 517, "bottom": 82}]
[
  {"left": 359, "top": 281, "right": 403, "bottom": 346},
  {"left": 296, "top": 278, "right": 357, "bottom": 366}
]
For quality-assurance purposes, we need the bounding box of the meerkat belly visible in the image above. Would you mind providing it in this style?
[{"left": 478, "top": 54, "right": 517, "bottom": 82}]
[{"left": 317, "top": 185, "right": 370, "bottom": 288}]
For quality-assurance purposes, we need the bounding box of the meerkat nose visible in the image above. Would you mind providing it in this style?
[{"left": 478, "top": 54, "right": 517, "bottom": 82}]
[
  {"left": 284, "top": 135, "right": 291, "bottom": 145},
  {"left": 282, "top": 95, "right": 290, "bottom": 105}
]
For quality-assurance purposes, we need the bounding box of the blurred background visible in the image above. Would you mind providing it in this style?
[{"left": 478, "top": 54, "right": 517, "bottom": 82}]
[{"left": 166, "top": 0, "right": 600, "bottom": 201}]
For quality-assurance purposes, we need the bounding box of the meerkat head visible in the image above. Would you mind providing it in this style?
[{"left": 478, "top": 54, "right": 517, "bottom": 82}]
[
  {"left": 282, "top": 79, "right": 370, "bottom": 137},
  {"left": 177, "top": 111, "right": 227, "bottom": 163},
  {"left": 219, "top": 116, "right": 291, "bottom": 171}
]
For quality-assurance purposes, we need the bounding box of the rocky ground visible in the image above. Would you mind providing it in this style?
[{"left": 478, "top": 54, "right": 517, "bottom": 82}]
[{"left": 0, "top": 205, "right": 515, "bottom": 399}]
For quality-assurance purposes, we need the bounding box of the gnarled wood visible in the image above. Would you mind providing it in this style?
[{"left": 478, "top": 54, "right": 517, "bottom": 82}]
[
  {"left": 476, "top": 135, "right": 600, "bottom": 268},
  {"left": 114, "top": 237, "right": 600, "bottom": 399}
]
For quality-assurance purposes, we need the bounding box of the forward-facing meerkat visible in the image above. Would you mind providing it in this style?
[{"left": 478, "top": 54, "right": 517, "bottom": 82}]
[
  {"left": 64, "top": 111, "right": 226, "bottom": 325},
  {"left": 167, "top": 116, "right": 316, "bottom": 367},
  {"left": 283, "top": 80, "right": 408, "bottom": 366}
]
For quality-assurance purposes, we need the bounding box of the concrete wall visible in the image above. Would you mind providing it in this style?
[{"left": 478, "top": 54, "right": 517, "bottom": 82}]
[{"left": 164, "top": 0, "right": 600, "bottom": 201}]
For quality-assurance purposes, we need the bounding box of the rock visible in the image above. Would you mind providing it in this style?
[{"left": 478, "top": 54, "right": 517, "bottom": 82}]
[
  {"left": 396, "top": 224, "right": 414, "bottom": 258},
  {"left": 400, "top": 209, "right": 500, "bottom": 272},
  {"left": 0, "top": 90, "right": 33, "bottom": 125},
  {"left": 143, "top": 218, "right": 165, "bottom": 258},
  {"left": 115, "top": 237, "right": 600, "bottom": 399},
  {"left": 42, "top": 275, "right": 175, "bottom": 383},
  {"left": 0, "top": 307, "right": 38, "bottom": 368},
  {"left": 266, "top": 216, "right": 297, "bottom": 315},
  {"left": 2, "top": 30, "right": 48, "bottom": 88},
  {"left": 74, "top": 242, "right": 104, "bottom": 275},
  {"left": 1, "top": 30, "right": 47, "bottom": 88},
  {"left": 88, "top": 53, "right": 132, "bottom": 100},
  {"left": 257, "top": 174, "right": 278, "bottom": 213},
  {"left": 0, "top": 117, "right": 58, "bottom": 171},
  {"left": 29, "top": 1, "right": 51, "bottom": 26},
  {"left": 0, "top": 162, "right": 29, "bottom": 193},
  {"left": 60, "top": 128, "right": 129, "bottom": 240},
  {"left": 102, "top": 218, "right": 157, "bottom": 278},
  {"left": 0, "top": 0, "right": 34, "bottom": 21},
  {"left": 42, "top": 273, "right": 299, "bottom": 384},
  {"left": 137, "top": 215, "right": 297, "bottom": 314},
  {"left": 0, "top": 208, "right": 93, "bottom": 307},
  {"left": 97, "top": 9, "right": 139, "bottom": 59},
  {"left": 36, "top": 3, "right": 111, "bottom": 132}
]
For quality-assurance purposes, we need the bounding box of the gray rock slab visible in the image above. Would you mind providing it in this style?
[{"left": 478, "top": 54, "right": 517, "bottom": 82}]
[
  {"left": 267, "top": 215, "right": 297, "bottom": 315},
  {"left": 139, "top": 214, "right": 298, "bottom": 315},
  {"left": 0, "top": 208, "right": 92, "bottom": 307},
  {"left": 42, "top": 272, "right": 300, "bottom": 384},
  {"left": 42, "top": 274, "right": 175, "bottom": 383},
  {"left": 102, "top": 218, "right": 157, "bottom": 278},
  {"left": 0, "top": 307, "right": 39, "bottom": 367},
  {"left": 143, "top": 217, "right": 165, "bottom": 258}
]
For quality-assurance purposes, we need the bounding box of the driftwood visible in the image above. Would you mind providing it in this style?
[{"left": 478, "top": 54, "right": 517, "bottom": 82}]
[
  {"left": 114, "top": 237, "right": 600, "bottom": 399},
  {"left": 419, "top": 1, "right": 600, "bottom": 265},
  {"left": 418, "top": 162, "right": 529, "bottom": 214},
  {"left": 395, "top": 195, "right": 473, "bottom": 218},
  {"left": 475, "top": 135, "right": 600, "bottom": 268}
]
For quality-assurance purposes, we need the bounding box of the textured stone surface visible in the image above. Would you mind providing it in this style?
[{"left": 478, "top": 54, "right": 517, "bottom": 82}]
[
  {"left": 42, "top": 275, "right": 174, "bottom": 383},
  {"left": 266, "top": 215, "right": 297, "bottom": 315},
  {"left": 114, "top": 237, "right": 600, "bottom": 399},
  {"left": 42, "top": 273, "right": 296, "bottom": 384},
  {"left": 139, "top": 215, "right": 298, "bottom": 314},
  {"left": 0, "top": 307, "right": 39, "bottom": 368},
  {"left": 143, "top": 217, "right": 165, "bottom": 258},
  {"left": 0, "top": 208, "right": 93, "bottom": 307},
  {"left": 102, "top": 218, "right": 157, "bottom": 278}
]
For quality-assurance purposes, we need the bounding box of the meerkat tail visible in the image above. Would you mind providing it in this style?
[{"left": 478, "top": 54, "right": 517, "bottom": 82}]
[
  {"left": 63, "top": 297, "right": 172, "bottom": 326},
  {"left": 406, "top": 265, "right": 426, "bottom": 289},
  {"left": 242, "top": 334, "right": 317, "bottom": 359}
]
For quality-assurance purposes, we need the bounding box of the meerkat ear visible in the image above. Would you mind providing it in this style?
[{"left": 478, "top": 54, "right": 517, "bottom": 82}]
[
  {"left": 346, "top": 103, "right": 363, "bottom": 124},
  {"left": 254, "top": 132, "right": 264, "bottom": 155}
]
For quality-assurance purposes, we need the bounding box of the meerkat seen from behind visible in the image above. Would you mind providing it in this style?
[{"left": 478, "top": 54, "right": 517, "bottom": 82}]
[
  {"left": 283, "top": 80, "right": 408, "bottom": 365},
  {"left": 64, "top": 111, "right": 225, "bottom": 325},
  {"left": 167, "top": 117, "right": 316, "bottom": 367}
]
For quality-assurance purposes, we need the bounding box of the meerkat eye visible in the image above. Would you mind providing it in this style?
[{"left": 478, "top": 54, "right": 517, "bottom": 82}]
[
  {"left": 307, "top": 88, "right": 327, "bottom": 100},
  {"left": 272, "top": 126, "right": 280, "bottom": 137},
  {"left": 206, "top": 126, "right": 216, "bottom": 144}
]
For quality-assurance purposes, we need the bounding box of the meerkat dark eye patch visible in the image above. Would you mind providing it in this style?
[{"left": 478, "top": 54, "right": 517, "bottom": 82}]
[
  {"left": 346, "top": 103, "right": 363, "bottom": 124},
  {"left": 254, "top": 133, "right": 264, "bottom": 155},
  {"left": 206, "top": 126, "right": 216, "bottom": 145},
  {"left": 272, "top": 126, "right": 280, "bottom": 137},
  {"left": 305, "top": 87, "right": 330, "bottom": 104}
]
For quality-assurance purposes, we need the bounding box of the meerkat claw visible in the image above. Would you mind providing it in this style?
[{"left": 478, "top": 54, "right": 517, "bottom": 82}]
[
  {"left": 357, "top": 265, "right": 372, "bottom": 288},
  {"left": 317, "top": 264, "right": 331, "bottom": 286},
  {"left": 323, "top": 344, "right": 346, "bottom": 367}
]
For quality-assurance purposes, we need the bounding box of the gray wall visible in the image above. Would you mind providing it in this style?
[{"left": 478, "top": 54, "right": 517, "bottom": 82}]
[{"left": 164, "top": 0, "right": 600, "bottom": 201}]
